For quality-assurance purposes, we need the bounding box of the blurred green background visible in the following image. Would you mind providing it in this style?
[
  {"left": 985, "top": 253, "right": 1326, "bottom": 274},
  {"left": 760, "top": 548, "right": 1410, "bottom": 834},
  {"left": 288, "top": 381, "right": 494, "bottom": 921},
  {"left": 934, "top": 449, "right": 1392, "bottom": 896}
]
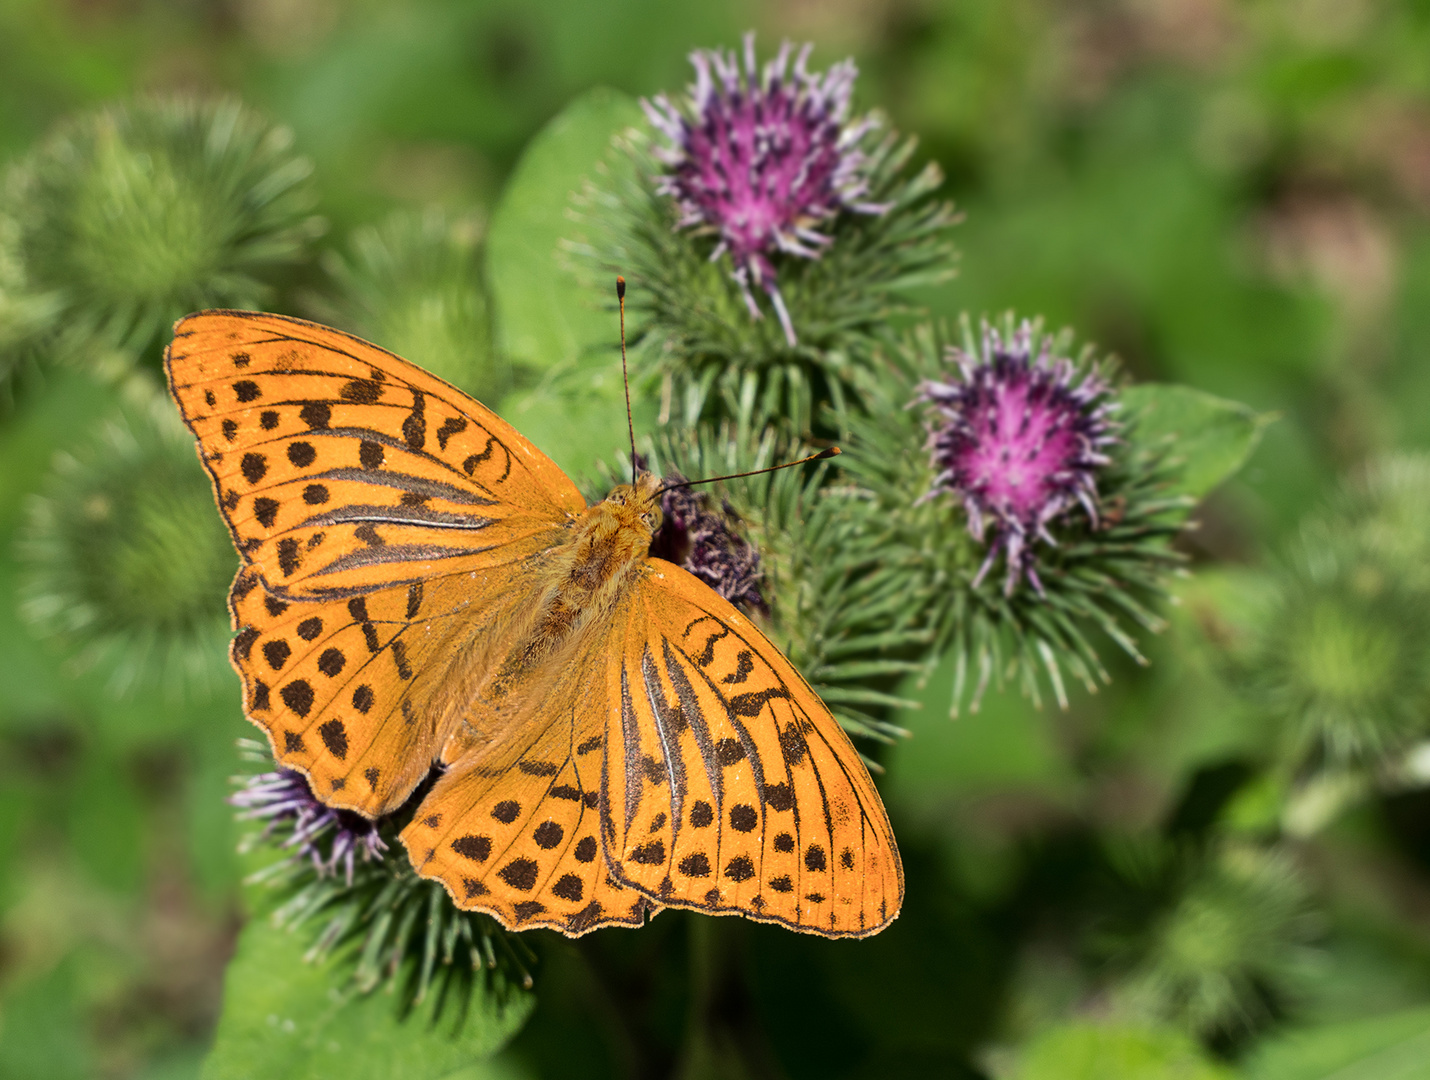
[{"left": 2, "top": 1, "right": 1430, "bottom": 1078}]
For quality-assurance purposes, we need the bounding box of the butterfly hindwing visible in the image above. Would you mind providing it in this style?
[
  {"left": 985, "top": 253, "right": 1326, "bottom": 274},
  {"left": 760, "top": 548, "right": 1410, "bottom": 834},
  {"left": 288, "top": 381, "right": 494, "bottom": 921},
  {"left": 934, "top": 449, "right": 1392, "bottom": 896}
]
[
  {"left": 601, "top": 561, "right": 903, "bottom": 938},
  {"left": 230, "top": 562, "right": 540, "bottom": 817},
  {"left": 399, "top": 656, "right": 659, "bottom": 935},
  {"left": 166, "top": 311, "right": 583, "bottom": 599}
]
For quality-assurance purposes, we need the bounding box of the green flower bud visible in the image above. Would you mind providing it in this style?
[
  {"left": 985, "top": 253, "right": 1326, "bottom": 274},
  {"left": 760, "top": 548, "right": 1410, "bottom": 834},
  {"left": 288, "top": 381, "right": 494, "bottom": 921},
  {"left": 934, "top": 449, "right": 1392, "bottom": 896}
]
[
  {"left": 18, "top": 391, "right": 234, "bottom": 697},
  {"left": 3, "top": 96, "right": 321, "bottom": 368},
  {"left": 315, "top": 208, "right": 498, "bottom": 399}
]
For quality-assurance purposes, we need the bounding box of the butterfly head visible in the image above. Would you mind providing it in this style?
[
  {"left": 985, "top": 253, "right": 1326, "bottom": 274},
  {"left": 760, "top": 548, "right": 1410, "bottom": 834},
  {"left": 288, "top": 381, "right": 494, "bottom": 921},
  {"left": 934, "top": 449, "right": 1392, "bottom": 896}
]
[{"left": 600, "top": 471, "right": 664, "bottom": 539}]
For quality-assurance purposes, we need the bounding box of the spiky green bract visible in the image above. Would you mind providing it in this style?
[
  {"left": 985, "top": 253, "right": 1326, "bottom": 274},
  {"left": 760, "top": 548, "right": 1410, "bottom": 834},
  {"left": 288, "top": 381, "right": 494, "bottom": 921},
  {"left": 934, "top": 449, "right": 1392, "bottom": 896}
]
[
  {"left": 1333, "top": 452, "right": 1430, "bottom": 592},
  {"left": 1118, "top": 842, "right": 1320, "bottom": 1040},
  {"left": 313, "top": 208, "right": 498, "bottom": 400},
  {"left": 0, "top": 210, "right": 63, "bottom": 389},
  {"left": 236, "top": 741, "right": 536, "bottom": 1020},
  {"left": 841, "top": 317, "right": 1189, "bottom": 714},
  {"left": 1248, "top": 518, "right": 1430, "bottom": 766},
  {"left": 17, "top": 389, "right": 234, "bottom": 698},
  {"left": 568, "top": 123, "right": 957, "bottom": 434},
  {"left": 609, "top": 424, "right": 922, "bottom": 750},
  {"left": 2, "top": 96, "right": 321, "bottom": 368}
]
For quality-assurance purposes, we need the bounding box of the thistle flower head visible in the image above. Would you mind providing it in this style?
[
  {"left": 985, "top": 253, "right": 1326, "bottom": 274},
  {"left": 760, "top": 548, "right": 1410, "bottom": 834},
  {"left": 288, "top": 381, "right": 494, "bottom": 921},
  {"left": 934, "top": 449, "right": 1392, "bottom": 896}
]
[
  {"left": 3, "top": 96, "right": 320, "bottom": 366},
  {"left": 317, "top": 207, "right": 496, "bottom": 399},
  {"left": 1254, "top": 521, "right": 1430, "bottom": 763},
  {"left": 650, "top": 472, "right": 767, "bottom": 613},
  {"left": 917, "top": 321, "right": 1119, "bottom": 596},
  {"left": 1124, "top": 843, "right": 1320, "bottom": 1038},
  {"left": 232, "top": 740, "right": 537, "bottom": 1008},
  {"left": 230, "top": 766, "right": 387, "bottom": 884},
  {"left": 18, "top": 393, "right": 235, "bottom": 697},
  {"left": 642, "top": 33, "right": 887, "bottom": 346}
]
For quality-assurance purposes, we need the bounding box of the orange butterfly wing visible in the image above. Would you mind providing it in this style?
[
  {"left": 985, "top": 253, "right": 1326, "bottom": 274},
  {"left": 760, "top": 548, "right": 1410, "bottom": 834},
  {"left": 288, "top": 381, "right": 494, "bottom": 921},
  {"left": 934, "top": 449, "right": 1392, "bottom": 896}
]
[
  {"left": 398, "top": 643, "right": 658, "bottom": 934},
  {"left": 165, "top": 310, "right": 583, "bottom": 599},
  {"left": 601, "top": 561, "right": 904, "bottom": 938},
  {"left": 166, "top": 311, "right": 585, "bottom": 816},
  {"left": 226, "top": 562, "right": 549, "bottom": 817}
]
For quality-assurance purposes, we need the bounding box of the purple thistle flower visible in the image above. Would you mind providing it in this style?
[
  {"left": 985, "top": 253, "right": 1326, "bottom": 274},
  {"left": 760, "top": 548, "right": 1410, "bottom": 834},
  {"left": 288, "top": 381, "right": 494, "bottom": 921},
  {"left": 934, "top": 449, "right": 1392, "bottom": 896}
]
[
  {"left": 650, "top": 474, "right": 767, "bottom": 613},
  {"left": 231, "top": 767, "right": 387, "bottom": 883},
  {"left": 642, "top": 33, "right": 889, "bottom": 347},
  {"left": 917, "top": 322, "right": 1120, "bottom": 596}
]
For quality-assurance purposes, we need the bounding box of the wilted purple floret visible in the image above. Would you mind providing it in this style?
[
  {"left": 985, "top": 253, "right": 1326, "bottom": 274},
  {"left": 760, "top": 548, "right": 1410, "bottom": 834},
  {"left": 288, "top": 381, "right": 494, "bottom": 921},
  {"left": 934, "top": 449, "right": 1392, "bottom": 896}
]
[
  {"left": 643, "top": 33, "right": 888, "bottom": 346},
  {"left": 917, "top": 323, "right": 1119, "bottom": 596},
  {"left": 231, "top": 767, "right": 387, "bottom": 883},
  {"left": 651, "top": 475, "right": 767, "bottom": 613}
]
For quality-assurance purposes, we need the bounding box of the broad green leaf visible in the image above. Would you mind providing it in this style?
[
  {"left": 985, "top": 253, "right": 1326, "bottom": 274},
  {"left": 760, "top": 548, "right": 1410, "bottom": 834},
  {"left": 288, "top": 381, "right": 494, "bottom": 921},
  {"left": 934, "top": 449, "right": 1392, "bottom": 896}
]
[
  {"left": 499, "top": 373, "right": 658, "bottom": 490},
  {"left": 1121, "top": 383, "right": 1271, "bottom": 500},
  {"left": 1014, "top": 1023, "right": 1232, "bottom": 1080},
  {"left": 1243, "top": 1006, "right": 1430, "bottom": 1080},
  {"left": 485, "top": 86, "right": 644, "bottom": 376},
  {"left": 0, "top": 958, "right": 93, "bottom": 1080},
  {"left": 888, "top": 657, "right": 1079, "bottom": 802},
  {"left": 200, "top": 916, "right": 533, "bottom": 1080}
]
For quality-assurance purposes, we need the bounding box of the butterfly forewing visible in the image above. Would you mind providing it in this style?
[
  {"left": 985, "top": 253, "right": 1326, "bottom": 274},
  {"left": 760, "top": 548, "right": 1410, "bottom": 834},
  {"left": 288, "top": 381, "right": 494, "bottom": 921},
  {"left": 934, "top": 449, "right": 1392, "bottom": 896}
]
[
  {"left": 399, "top": 650, "right": 659, "bottom": 934},
  {"left": 602, "top": 562, "right": 903, "bottom": 937},
  {"left": 166, "top": 311, "right": 583, "bottom": 599}
]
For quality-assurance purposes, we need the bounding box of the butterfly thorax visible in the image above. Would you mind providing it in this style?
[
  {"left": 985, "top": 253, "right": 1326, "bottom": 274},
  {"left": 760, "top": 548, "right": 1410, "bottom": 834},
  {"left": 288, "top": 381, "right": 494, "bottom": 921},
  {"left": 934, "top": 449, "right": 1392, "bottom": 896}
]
[{"left": 492, "top": 473, "right": 664, "bottom": 683}]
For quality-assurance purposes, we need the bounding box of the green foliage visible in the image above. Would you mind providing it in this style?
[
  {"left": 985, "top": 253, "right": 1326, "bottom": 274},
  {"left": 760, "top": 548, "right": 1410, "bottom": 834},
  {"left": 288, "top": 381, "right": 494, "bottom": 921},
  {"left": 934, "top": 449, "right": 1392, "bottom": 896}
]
[
  {"left": 1242, "top": 1005, "right": 1430, "bottom": 1080},
  {"left": 1, "top": 4, "right": 1428, "bottom": 1079},
  {"left": 1117, "top": 385, "right": 1272, "bottom": 502},
  {"left": 316, "top": 207, "right": 496, "bottom": 400},
  {"left": 487, "top": 88, "right": 644, "bottom": 379},
  {"left": 201, "top": 914, "right": 533, "bottom": 1080},
  {"left": 483, "top": 88, "right": 656, "bottom": 481},
  {"left": 16, "top": 388, "right": 234, "bottom": 698},
  {"left": 1012, "top": 1023, "right": 1232, "bottom": 1080},
  {"left": 1, "top": 97, "right": 321, "bottom": 368}
]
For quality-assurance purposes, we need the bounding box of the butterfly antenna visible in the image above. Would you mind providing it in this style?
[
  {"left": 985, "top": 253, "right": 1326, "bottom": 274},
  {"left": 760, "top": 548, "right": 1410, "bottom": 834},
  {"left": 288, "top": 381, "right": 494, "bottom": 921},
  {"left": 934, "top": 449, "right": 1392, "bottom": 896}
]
[
  {"left": 617, "top": 276, "right": 636, "bottom": 485},
  {"left": 655, "top": 447, "right": 841, "bottom": 496}
]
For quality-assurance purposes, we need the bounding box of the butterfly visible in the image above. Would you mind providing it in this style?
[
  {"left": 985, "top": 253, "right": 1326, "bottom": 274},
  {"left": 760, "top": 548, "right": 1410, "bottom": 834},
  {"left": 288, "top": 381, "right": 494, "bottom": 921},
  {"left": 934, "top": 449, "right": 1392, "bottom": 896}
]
[{"left": 165, "top": 309, "right": 903, "bottom": 937}]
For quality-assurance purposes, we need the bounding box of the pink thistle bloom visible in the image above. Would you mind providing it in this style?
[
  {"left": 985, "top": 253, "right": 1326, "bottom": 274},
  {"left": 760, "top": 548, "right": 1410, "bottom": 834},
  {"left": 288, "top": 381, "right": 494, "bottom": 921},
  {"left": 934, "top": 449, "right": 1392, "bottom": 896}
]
[
  {"left": 650, "top": 473, "right": 767, "bottom": 614},
  {"left": 231, "top": 767, "right": 387, "bottom": 883},
  {"left": 642, "top": 33, "right": 889, "bottom": 346},
  {"left": 917, "top": 323, "right": 1120, "bottom": 595}
]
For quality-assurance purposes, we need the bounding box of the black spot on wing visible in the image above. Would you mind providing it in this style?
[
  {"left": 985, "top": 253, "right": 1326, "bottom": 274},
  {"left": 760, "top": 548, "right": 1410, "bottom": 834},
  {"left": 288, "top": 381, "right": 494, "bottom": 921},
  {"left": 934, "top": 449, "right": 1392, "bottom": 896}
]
[
  {"left": 319, "top": 718, "right": 348, "bottom": 759},
  {"left": 253, "top": 497, "right": 279, "bottom": 529},
  {"left": 435, "top": 416, "right": 467, "bottom": 450}
]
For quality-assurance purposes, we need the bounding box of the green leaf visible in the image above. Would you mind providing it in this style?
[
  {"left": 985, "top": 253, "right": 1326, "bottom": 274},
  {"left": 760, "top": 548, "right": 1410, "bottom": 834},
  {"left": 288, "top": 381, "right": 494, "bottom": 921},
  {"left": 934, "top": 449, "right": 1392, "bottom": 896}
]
[
  {"left": 1014, "top": 1023, "right": 1232, "bottom": 1080},
  {"left": 1242, "top": 1006, "right": 1430, "bottom": 1080},
  {"left": 200, "top": 915, "right": 534, "bottom": 1080},
  {"left": 1121, "top": 383, "right": 1271, "bottom": 500},
  {"left": 485, "top": 86, "right": 644, "bottom": 376},
  {"left": 483, "top": 86, "right": 655, "bottom": 483},
  {"left": 0, "top": 958, "right": 94, "bottom": 1080},
  {"left": 886, "top": 657, "right": 1079, "bottom": 807}
]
